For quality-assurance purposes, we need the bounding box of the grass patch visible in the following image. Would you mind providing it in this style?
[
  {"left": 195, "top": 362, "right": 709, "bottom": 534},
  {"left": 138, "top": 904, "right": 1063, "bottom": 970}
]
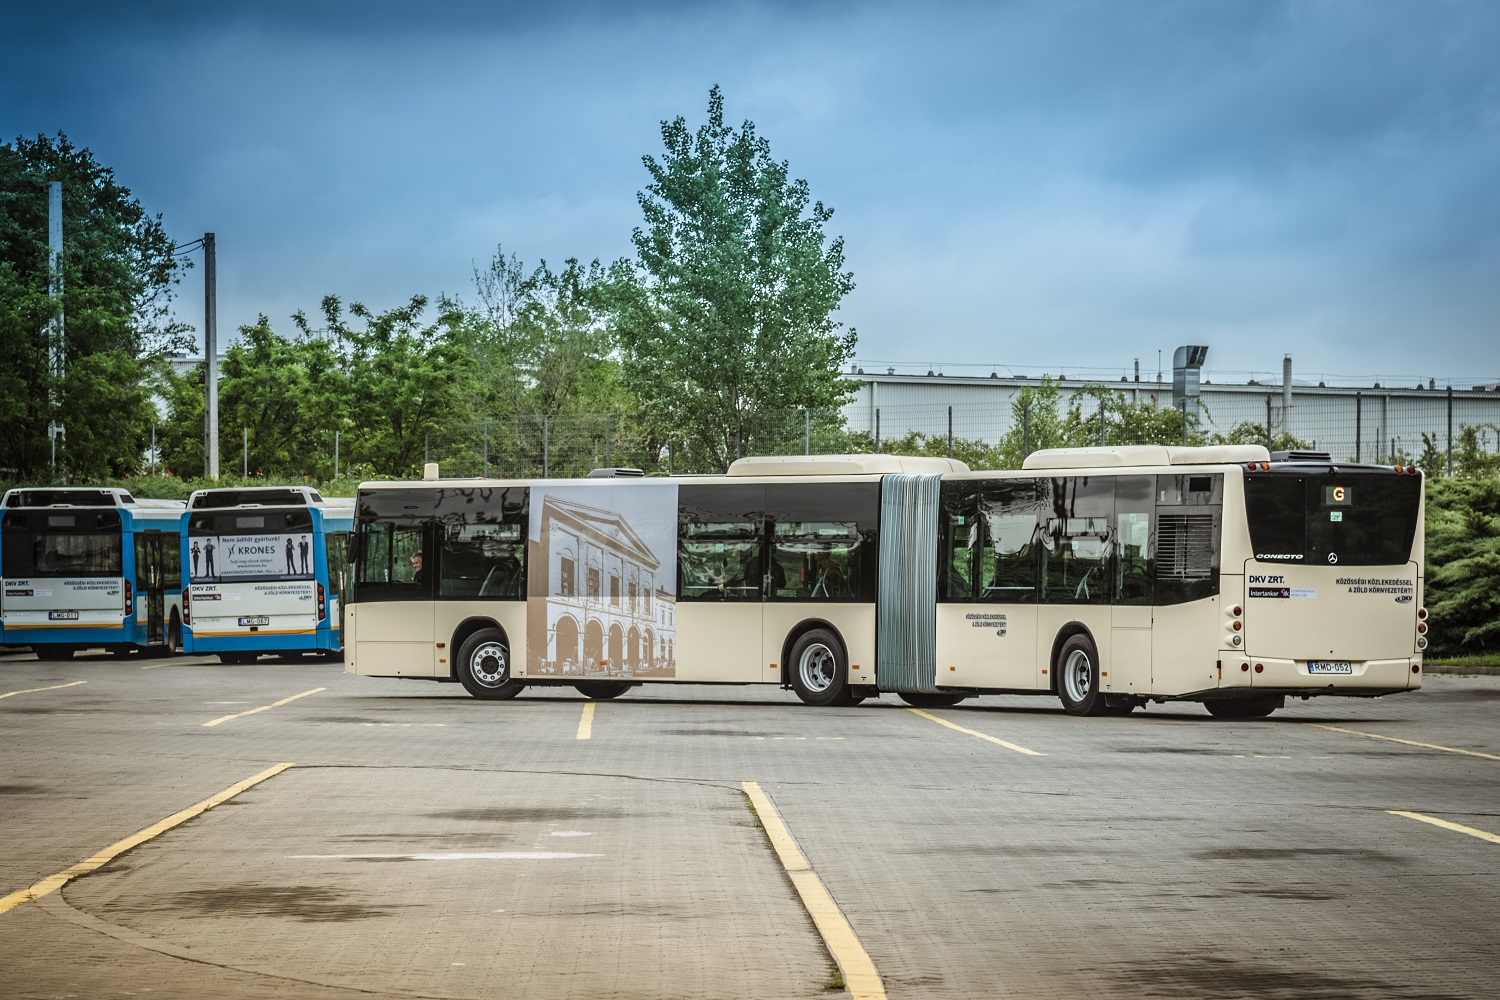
[
  {"left": 825, "top": 965, "right": 846, "bottom": 991},
  {"left": 1426, "top": 654, "right": 1500, "bottom": 668},
  {"left": 741, "top": 790, "right": 765, "bottom": 832}
]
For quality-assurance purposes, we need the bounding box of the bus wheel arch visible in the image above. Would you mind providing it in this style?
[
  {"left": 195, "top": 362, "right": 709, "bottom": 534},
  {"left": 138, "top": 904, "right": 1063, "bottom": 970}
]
[
  {"left": 786, "top": 624, "right": 851, "bottom": 707},
  {"left": 779, "top": 619, "right": 846, "bottom": 689},
  {"left": 454, "top": 623, "right": 524, "bottom": 700},
  {"left": 1052, "top": 624, "right": 1106, "bottom": 717},
  {"left": 448, "top": 617, "right": 507, "bottom": 681}
]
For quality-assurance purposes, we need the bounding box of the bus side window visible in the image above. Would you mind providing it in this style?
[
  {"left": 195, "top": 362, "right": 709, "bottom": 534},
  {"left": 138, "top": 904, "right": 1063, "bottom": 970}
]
[
  {"left": 979, "top": 478, "right": 1046, "bottom": 603},
  {"left": 679, "top": 522, "right": 761, "bottom": 601},
  {"left": 678, "top": 483, "right": 766, "bottom": 602},
  {"left": 1043, "top": 477, "right": 1114, "bottom": 604},
  {"left": 939, "top": 481, "right": 975, "bottom": 600},
  {"left": 354, "top": 522, "right": 429, "bottom": 601},
  {"left": 1114, "top": 475, "right": 1153, "bottom": 605},
  {"left": 764, "top": 481, "right": 879, "bottom": 603}
]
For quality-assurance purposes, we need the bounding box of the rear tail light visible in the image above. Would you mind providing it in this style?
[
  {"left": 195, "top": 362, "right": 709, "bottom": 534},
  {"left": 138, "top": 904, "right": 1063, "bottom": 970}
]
[
  {"left": 1232, "top": 606, "right": 1242, "bottom": 617},
  {"left": 1418, "top": 607, "right": 1428, "bottom": 620},
  {"left": 1254, "top": 663, "right": 1264, "bottom": 673},
  {"left": 1417, "top": 621, "right": 1427, "bottom": 634},
  {"left": 317, "top": 582, "right": 327, "bottom": 622},
  {"left": 124, "top": 580, "right": 133, "bottom": 616},
  {"left": 182, "top": 588, "right": 191, "bottom": 626}
]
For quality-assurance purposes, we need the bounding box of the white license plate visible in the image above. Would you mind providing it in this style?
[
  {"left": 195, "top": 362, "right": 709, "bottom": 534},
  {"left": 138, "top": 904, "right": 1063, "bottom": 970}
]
[
  {"left": 1307, "top": 660, "right": 1353, "bottom": 674},
  {"left": 48, "top": 611, "right": 79, "bottom": 621},
  {"left": 238, "top": 616, "right": 270, "bottom": 627}
]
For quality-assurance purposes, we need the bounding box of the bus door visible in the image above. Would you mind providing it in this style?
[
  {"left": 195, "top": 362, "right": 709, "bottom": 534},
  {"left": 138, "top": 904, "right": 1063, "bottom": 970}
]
[
  {"left": 1109, "top": 476, "right": 1155, "bottom": 696},
  {"left": 676, "top": 484, "right": 765, "bottom": 683},
  {"left": 351, "top": 519, "right": 435, "bottom": 676},
  {"left": 134, "top": 532, "right": 167, "bottom": 645},
  {"left": 323, "top": 532, "right": 350, "bottom": 648}
]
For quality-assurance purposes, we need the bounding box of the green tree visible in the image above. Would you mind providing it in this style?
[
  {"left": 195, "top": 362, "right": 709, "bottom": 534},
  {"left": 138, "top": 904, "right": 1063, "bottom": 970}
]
[
  {"left": 0, "top": 132, "right": 190, "bottom": 478},
  {"left": 613, "top": 86, "right": 858, "bottom": 472},
  {"left": 295, "top": 295, "right": 480, "bottom": 477},
  {"left": 449, "top": 247, "right": 650, "bottom": 477},
  {"left": 1453, "top": 425, "right": 1500, "bottom": 479},
  {"left": 1424, "top": 477, "right": 1500, "bottom": 657},
  {"left": 1212, "top": 420, "right": 1310, "bottom": 453}
]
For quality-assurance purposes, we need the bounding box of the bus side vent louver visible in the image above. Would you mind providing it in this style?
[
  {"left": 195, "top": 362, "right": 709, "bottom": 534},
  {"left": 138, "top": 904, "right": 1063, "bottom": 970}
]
[{"left": 1158, "top": 514, "right": 1215, "bottom": 580}]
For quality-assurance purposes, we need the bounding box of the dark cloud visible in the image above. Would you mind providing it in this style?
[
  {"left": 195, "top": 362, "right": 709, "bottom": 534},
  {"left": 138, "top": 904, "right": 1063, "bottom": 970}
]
[{"left": 3, "top": 0, "right": 1497, "bottom": 380}]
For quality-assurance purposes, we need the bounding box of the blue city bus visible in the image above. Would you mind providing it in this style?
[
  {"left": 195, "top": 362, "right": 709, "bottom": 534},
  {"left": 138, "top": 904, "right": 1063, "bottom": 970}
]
[
  {"left": 181, "top": 486, "right": 354, "bottom": 663},
  {"left": 1, "top": 488, "right": 186, "bottom": 660}
]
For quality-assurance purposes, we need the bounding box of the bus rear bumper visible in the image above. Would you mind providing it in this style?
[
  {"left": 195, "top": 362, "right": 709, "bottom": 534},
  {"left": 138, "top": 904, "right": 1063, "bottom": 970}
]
[
  {"left": 1246, "top": 656, "right": 1420, "bottom": 693},
  {"left": 184, "top": 630, "right": 336, "bottom": 655}
]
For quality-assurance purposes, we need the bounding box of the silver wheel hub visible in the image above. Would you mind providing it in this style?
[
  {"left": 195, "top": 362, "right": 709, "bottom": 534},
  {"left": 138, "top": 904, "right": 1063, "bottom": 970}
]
[
  {"left": 1063, "top": 648, "right": 1092, "bottom": 703},
  {"left": 798, "top": 643, "right": 836, "bottom": 693},
  {"left": 471, "top": 642, "right": 509, "bottom": 687}
]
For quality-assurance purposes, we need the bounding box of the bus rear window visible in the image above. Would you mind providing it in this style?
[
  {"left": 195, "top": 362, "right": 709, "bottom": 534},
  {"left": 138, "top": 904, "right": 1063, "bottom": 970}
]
[{"left": 1245, "top": 474, "right": 1421, "bottom": 566}]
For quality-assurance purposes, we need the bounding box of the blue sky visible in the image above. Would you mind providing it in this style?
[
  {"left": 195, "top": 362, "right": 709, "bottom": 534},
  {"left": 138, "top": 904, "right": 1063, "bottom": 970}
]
[{"left": 5, "top": 0, "right": 1498, "bottom": 385}]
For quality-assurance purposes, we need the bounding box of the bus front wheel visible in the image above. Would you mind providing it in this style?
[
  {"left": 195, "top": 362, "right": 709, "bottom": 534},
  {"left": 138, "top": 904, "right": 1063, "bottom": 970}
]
[
  {"left": 1056, "top": 634, "right": 1107, "bottom": 717},
  {"left": 457, "top": 629, "right": 524, "bottom": 700},
  {"left": 790, "top": 629, "right": 848, "bottom": 707}
]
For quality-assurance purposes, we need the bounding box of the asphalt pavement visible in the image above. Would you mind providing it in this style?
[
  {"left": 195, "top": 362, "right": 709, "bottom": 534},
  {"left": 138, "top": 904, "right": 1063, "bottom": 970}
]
[{"left": 3, "top": 647, "right": 1498, "bottom": 999}]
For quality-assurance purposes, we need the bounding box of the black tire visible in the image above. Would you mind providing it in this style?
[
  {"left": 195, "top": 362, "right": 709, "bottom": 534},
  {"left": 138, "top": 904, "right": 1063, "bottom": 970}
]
[
  {"left": 1056, "top": 633, "right": 1107, "bottom": 716},
  {"left": 35, "top": 646, "right": 75, "bottom": 662},
  {"left": 166, "top": 617, "right": 181, "bottom": 655},
  {"left": 456, "top": 628, "right": 525, "bottom": 700},
  {"left": 789, "top": 628, "right": 848, "bottom": 707},
  {"left": 1205, "top": 696, "right": 1281, "bottom": 719},
  {"left": 217, "top": 652, "right": 249, "bottom": 665},
  {"left": 898, "top": 691, "right": 968, "bottom": 708},
  {"left": 574, "top": 682, "right": 633, "bottom": 700}
]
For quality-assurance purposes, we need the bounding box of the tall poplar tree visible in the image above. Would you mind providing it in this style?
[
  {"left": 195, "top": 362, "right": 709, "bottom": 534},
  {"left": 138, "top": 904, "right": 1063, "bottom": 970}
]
[{"left": 612, "top": 87, "right": 858, "bottom": 471}]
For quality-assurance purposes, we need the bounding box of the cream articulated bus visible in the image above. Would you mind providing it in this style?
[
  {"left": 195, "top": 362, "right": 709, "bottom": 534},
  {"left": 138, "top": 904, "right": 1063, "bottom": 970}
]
[{"left": 345, "top": 447, "right": 1426, "bottom": 717}]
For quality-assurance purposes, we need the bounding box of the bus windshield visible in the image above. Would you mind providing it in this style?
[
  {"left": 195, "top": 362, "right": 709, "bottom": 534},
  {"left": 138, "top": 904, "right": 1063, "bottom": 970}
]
[
  {"left": 1244, "top": 472, "right": 1422, "bottom": 566},
  {"left": 1, "top": 511, "right": 124, "bottom": 577},
  {"left": 187, "top": 509, "right": 317, "bottom": 582}
]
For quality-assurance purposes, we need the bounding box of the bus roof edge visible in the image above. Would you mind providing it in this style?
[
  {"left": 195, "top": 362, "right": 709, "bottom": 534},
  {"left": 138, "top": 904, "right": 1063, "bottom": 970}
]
[{"left": 727, "top": 454, "right": 971, "bottom": 476}]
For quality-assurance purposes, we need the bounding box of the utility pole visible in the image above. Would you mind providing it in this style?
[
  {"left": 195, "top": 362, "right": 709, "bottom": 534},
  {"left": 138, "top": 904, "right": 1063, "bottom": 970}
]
[
  {"left": 47, "top": 181, "right": 65, "bottom": 471},
  {"left": 204, "top": 233, "right": 220, "bottom": 479}
]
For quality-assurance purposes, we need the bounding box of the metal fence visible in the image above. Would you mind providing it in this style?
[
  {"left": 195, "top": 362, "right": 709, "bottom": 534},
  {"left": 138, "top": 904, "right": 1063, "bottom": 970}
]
[{"left": 291, "top": 396, "right": 1500, "bottom": 482}]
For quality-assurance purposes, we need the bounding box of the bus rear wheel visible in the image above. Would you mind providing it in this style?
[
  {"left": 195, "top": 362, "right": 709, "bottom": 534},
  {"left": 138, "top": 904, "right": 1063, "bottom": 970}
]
[
  {"left": 35, "top": 646, "right": 75, "bottom": 662},
  {"left": 898, "top": 692, "right": 968, "bottom": 708},
  {"left": 790, "top": 628, "right": 848, "bottom": 707},
  {"left": 1056, "top": 634, "right": 1107, "bottom": 716},
  {"left": 1205, "top": 696, "right": 1282, "bottom": 719},
  {"left": 457, "top": 629, "right": 524, "bottom": 700},
  {"left": 574, "top": 682, "right": 632, "bottom": 700}
]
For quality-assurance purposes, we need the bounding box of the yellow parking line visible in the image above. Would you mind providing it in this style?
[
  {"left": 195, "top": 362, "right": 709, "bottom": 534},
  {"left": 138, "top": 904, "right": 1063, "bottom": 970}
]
[
  {"left": 0, "top": 680, "right": 86, "bottom": 700},
  {"left": 576, "top": 702, "right": 595, "bottom": 740},
  {"left": 742, "top": 782, "right": 885, "bottom": 1000},
  {"left": 1387, "top": 810, "right": 1500, "bottom": 845},
  {"left": 1305, "top": 723, "right": 1500, "bottom": 761},
  {"left": 0, "top": 763, "right": 294, "bottom": 916},
  {"left": 202, "top": 687, "right": 324, "bottom": 727},
  {"left": 906, "top": 708, "right": 1045, "bottom": 756}
]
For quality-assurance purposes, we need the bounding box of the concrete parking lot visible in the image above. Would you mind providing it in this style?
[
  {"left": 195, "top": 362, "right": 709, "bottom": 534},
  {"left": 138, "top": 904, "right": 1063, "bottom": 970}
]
[{"left": 2, "top": 648, "right": 1498, "bottom": 999}]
